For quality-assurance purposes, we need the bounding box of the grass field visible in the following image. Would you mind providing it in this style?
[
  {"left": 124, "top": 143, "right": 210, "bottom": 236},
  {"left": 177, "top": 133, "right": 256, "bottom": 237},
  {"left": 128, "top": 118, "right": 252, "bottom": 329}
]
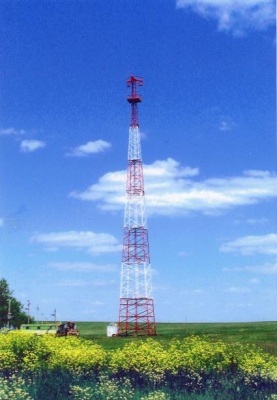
[{"left": 76, "top": 320, "right": 277, "bottom": 354}]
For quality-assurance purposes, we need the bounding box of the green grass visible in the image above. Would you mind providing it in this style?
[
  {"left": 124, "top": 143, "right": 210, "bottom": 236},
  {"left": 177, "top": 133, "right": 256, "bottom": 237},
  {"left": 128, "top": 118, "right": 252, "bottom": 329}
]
[{"left": 75, "top": 321, "right": 277, "bottom": 354}]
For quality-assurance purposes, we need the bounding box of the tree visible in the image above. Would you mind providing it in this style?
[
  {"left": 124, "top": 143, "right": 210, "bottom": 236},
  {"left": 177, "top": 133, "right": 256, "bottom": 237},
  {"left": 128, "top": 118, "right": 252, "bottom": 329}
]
[{"left": 0, "top": 278, "right": 31, "bottom": 328}]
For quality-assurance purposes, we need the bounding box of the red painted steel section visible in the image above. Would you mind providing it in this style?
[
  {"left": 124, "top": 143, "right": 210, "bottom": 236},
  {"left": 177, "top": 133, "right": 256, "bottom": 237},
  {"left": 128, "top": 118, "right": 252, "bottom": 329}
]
[
  {"left": 126, "top": 75, "right": 143, "bottom": 127},
  {"left": 119, "top": 298, "right": 156, "bottom": 336},
  {"left": 122, "top": 227, "right": 150, "bottom": 264},
  {"left": 126, "top": 160, "right": 144, "bottom": 194}
]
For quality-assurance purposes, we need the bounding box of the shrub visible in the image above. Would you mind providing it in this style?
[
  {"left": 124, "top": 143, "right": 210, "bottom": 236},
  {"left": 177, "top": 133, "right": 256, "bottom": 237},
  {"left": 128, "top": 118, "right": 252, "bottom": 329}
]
[{"left": 0, "top": 332, "right": 276, "bottom": 399}]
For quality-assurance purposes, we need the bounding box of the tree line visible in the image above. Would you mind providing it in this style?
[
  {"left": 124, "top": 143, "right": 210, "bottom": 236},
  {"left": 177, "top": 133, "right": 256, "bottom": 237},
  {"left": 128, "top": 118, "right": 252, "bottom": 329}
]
[{"left": 0, "top": 278, "right": 32, "bottom": 328}]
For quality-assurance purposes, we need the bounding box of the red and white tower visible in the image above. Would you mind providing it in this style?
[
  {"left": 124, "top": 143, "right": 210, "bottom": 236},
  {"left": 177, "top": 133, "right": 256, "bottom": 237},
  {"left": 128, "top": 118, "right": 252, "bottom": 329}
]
[{"left": 118, "top": 75, "right": 156, "bottom": 336}]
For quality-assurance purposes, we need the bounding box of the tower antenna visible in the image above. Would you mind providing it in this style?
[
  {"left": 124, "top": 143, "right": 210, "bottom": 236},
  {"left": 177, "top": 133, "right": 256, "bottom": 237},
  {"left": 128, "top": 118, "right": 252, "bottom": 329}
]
[{"left": 118, "top": 75, "right": 156, "bottom": 336}]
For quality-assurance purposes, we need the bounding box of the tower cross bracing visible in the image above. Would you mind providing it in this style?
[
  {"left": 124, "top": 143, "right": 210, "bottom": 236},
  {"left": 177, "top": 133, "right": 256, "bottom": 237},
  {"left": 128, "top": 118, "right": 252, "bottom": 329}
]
[{"left": 118, "top": 75, "right": 156, "bottom": 336}]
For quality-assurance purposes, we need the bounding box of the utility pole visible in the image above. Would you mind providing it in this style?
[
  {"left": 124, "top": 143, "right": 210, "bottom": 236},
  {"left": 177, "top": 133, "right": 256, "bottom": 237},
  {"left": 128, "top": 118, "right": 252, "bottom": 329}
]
[
  {"left": 7, "top": 299, "right": 13, "bottom": 328},
  {"left": 26, "top": 300, "right": 31, "bottom": 324}
]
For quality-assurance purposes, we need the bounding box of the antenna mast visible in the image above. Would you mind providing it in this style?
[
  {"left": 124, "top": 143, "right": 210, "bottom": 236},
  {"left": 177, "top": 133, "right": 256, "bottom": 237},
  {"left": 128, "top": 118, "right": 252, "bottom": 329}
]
[{"left": 118, "top": 75, "right": 156, "bottom": 336}]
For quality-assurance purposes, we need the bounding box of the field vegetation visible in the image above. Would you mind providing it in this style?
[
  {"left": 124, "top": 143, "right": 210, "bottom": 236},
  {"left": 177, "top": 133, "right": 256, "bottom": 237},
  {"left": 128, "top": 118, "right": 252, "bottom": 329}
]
[
  {"left": 0, "top": 321, "right": 276, "bottom": 399},
  {"left": 78, "top": 321, "right": 277, "bottom": 354}
]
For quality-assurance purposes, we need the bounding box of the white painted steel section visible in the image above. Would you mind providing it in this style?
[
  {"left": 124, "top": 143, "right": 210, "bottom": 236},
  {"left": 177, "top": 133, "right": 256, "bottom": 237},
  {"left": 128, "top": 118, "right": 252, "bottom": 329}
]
[
  {"left": 128, "top": 126, "right": 141, "bottom": 160},
  {"left": 124, "top": 193, "right": 146, "bottom": 228},
  {"left": 120, "top": 262, "right": 152, "bottom": 298},
  {"left": 120, "top": 125, "right": 153, "bottom": 300}
]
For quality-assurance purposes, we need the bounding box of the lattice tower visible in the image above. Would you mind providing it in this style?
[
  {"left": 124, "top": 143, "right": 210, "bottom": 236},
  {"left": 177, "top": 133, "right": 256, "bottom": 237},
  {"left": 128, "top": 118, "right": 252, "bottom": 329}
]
[{"left": 118, "top": 75, "right": 156, "bottom": 336}]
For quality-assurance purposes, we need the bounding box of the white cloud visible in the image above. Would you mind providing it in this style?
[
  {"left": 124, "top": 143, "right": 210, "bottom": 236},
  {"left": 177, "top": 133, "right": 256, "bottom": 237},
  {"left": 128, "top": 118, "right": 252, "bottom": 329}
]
[
  {"left": 219, "top": 120, "right": 231, "bottom": 131},
  {"left": 178, "top": 251, "right": 189, "bottom": 257},
  {"left": 0, "top": 128, "right": 26, "bottom": 136},
  {"left": 31, "top": 230, "right": 121, "bottom": 255},
  {"left": 70, "top": 169, "right": 126, "bottom": 206},
  {"left": 66, "top": 140, "right": 111, "bottom": 157},
  {"left": 20, "top": 140, "right": 46, "bottom": 153},
  {"left": 57, "top": 279, "right": 115, "bottom": 287},
  {"left": 71, "top": 158, "right": 277, "bottom": 216},
  {"left": 192, "top": 289, "right": 204, "bottom": 293},
  {"left": 57, "top": 279, "right": 89, "bottom": 287},
  {"left": 179, "top": 288, "right": 204, "bottom": 295},
  {"left": 223, "top": 261, "right": 277, "bottom": 274},
  {"left": 0, "top": 218, "right": 4, "bottom": 227},
  {"left": 251, "top": 263, "right": 277, "bottom": 274},
  {"left": 249, "top": 278, "right": 260, "bottom": 284},
  {"left": 233, "top": 217, "right": 269, "bottom": 226},
  {"left": 176, "top": 0, "right": 275, "bottom": 34},
  {"left": 47, "top": 262, "right": 116, "bottom": 272},
  {"left": 219, "top": 118, "right": 236, "bottom": 132},
  {"left": 220, "top": 233, "right": 277, "bottom": 255},
  {"left": 90, "top": 301, "right": 105, "bottom": 306},
  {"left": 225, "top": 286, "right": 251, "bottom": 293}
]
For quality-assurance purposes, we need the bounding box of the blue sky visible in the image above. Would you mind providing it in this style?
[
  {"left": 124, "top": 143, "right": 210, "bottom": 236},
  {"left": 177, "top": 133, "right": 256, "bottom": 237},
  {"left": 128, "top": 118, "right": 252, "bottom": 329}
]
[{"left": 0, "top": 0, "right": 276, "bottom": 323}]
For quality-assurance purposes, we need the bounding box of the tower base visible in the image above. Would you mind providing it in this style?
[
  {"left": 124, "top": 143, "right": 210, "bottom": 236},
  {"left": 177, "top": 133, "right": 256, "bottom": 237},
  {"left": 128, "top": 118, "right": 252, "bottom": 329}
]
[{"left": 118, "top": 297, "right": 156, "bottom": 336}]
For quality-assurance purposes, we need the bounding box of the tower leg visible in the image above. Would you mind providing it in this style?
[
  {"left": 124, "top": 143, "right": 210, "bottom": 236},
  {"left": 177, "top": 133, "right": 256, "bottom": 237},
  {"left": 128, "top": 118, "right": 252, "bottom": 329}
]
[{"left": 118, "top": 297, "right": 156, "bottom": 336}]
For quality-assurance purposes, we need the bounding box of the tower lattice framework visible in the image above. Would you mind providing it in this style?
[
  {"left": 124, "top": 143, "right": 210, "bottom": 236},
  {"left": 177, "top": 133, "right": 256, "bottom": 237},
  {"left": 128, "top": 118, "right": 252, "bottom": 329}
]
[{"left": 118, "top": 75, "right": 156, "bottom": 336}]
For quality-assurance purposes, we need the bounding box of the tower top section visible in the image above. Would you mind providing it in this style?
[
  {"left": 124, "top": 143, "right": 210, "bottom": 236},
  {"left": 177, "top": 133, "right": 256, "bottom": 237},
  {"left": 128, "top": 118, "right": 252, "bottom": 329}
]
[
  {"left": 127, "top": 75, "right": 143, "bottom": 103},
  {"left": 127, "top": 75, "right": 143, "bottom": 127}
]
